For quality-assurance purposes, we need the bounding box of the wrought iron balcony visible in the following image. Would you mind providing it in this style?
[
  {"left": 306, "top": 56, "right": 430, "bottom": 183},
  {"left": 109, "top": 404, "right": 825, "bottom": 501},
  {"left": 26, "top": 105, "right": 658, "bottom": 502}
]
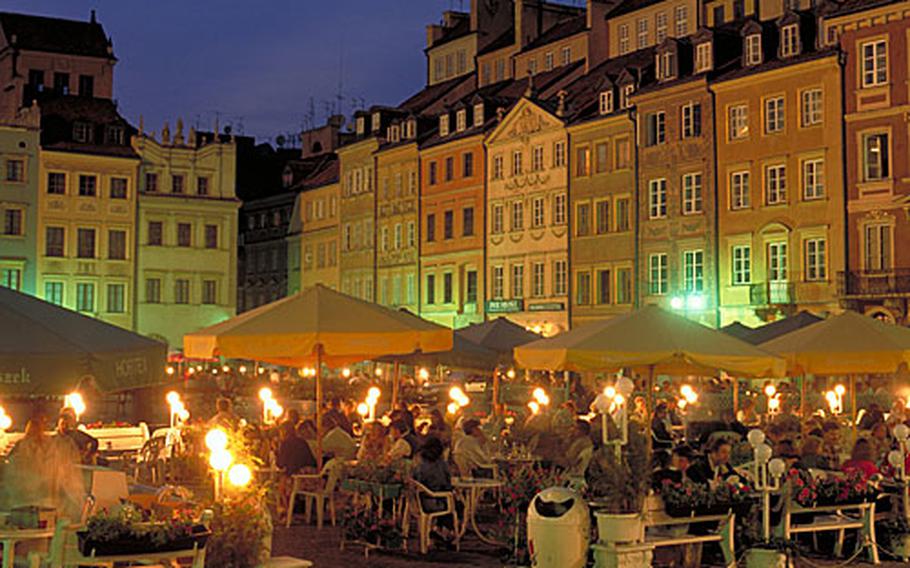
[
  {"left": 750, "top": 281, "right": 795, "bottom": 306},
  {"left": 838, "top": 270, "right": 910, "bottom": 297}
]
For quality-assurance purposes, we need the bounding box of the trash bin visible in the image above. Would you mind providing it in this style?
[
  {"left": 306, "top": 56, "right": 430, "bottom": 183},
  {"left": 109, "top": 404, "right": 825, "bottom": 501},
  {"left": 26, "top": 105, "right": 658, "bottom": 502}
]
[{"left": 527, "top": 486, "right": 590, "bottom": 568}]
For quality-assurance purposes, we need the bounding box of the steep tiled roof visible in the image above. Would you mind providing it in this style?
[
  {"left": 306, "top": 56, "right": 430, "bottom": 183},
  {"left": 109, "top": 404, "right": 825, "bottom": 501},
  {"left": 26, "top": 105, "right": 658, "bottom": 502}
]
[
  {"left": 478, "top": 28, "right": 515, "bottom": 55},
  {"left": 521, "top": 15, "right": 587, "bottom": 52},
  {"left": 607, "top": 0, "right": 666, "bottom": 18},
  {"left": 398, "top": 74, "right": 475, "bottom": 117},
  {"left": 0, "top": 12, "right": 113, "bottom": 58},
  {"left": 826, "top": 0, "right": 902, "bottom": 17},
  {"left": 38, "top": 95, "right": 137, "bottom": 158},
  {"left": 429, "top": 16, "right": 472, "bottom": 49}
]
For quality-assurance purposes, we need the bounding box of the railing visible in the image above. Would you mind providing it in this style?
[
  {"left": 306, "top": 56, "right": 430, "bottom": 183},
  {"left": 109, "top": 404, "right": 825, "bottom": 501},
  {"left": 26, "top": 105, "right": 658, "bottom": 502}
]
[
  {"left": 750, "top": 281, "right": 795, "bottom": 306},
  {"left": 838, "top": 269, "right": 910, "bottom": 297}
]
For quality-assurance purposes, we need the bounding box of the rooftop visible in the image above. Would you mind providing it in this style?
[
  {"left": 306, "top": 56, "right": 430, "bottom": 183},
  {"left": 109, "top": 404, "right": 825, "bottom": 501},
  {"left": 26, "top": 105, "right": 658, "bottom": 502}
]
[{"left": 0, "top": 11, "right": 113, "bottom": 59}]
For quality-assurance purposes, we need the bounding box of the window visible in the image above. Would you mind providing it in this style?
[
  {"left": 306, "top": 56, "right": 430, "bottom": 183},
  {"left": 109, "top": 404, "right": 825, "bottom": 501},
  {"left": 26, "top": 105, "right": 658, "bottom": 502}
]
[
  {"left": 76, "top": 283, "right": 94, "bottom": 312},
  {"left": 45, "top": 227, "right": 64, "bottom": 257},
  {"left": 394, "top": 224, "right": 402, "bottom": 249},
  {"left": 861, "top": 40, "right": 888, "bottom": 87},
  {"left": 532, "top": 262, "right": 545, "bottom": 297},
  {"left": 554, "top": 260, "right": 567, "bottom": 295},
  {"left": 104, "top": 125, "right": 124, "bottom": 145},
  {"left": 108, "top": 230, "right": 126, "bottom": 260},
  {"left": 805, "top": 238, "right": 827, "bottom": 281},
  {"left": 733, "top": 0, "right": 745, "bottom": 18},
  {"left": 429, "top": 162, "right": 438, "bottom": 185},
  {"left": 532, "top": 197, "right": 545, "bottom": 228},
  {"left": 617, "top": 268, "right": 632, "bottom": 304},
  {"left": 427, "top": 213, "right": 436, "bottom": 242},
  {"left": 596, "top": 200, "right": 611, "bottom": 234},
  {"left": 764, "top": 97, "right": 785, "bottom": 134},
  {"left": 175, "top": 279, "right": 190, "bottom": 304},
  {"left": 649, "top": 253, "right": 668, "bottom": 295},
  {"left": 675, "top": 5, "right": 688, "bottom": 36},
  {"left": 681, "top": 103, "right": 701, "bottom": 138},
  {"left": 463, "top": 152, "right": 474, "bottom": 177},
  {"left": 746, "top": 34, "right": 762, "bottom": 66},
  {"left": 511, "top": 201, "right": 524, "bottom": 231},
  {"left": 445, "top": 157, "right": 454, "bottom": 182},
  {"left": 801, "top": 89, "right": 823, "bottom": 127},
  {"left": 619, "top": 24, "right": 630, "bottom": 54},
  {"left": 492, "top": 204, "right": 504, "bottom": 234},
  {"left": 492, "top": 155, "right": 503, "bottom": 180},
  {"left": 456, "top": 110, "right": 466, "bottom": 132},
  {"left": 695, "top": 42, "right": 712, "bottom": 72},
  {"left": 600, "top": 91, "right": 614, "bottom": 115},
  {"left": 205, "top": 224, "right": 219, "bottom": 249},
  {"left": 596, "top": 269, "right": 612, "bottom": 304},
  {"left": 531, "top": 145, "right": 544, "bottom": 172},
  {"left": 463, "top": 207, "right": 474, "bottom": 236},
  {"left": 553, "top": 141, "right": 566, "bottom": 167},
  {"left": 110, "top": 177, "right": 127, "bottom": 199},
  {"left": 732, "top": 245, "right": 752, "bottom": 285},
  {"left": 656, "top": 12, "right": 668, "bottom": 42},
  {"left": 509, "top": 264, "right": 523, "bottom": 299},
  {"left": 197, "top": 177, "right": 210, "bottom": 196},
  {"left": 54, "top": 72, "right": 70, "bottom": 94},
  {"left": 657, "top": 50, "right": 675, "bottom": 80},
  {"left": 148, "top": 221, "right": 163, "bottom": 246},
  {"left": 45, "top": 282, "right": 63, "bottom": 305},
  {"left": 0, "top": 268, "right": 20, "bottom": 290},
  {"left": 512, "top": 150, "right": 523, "bottom": 176},
  {"left": 615, "top": 198, "right": 630, "bottom": 231},
  {"left": 474, "top": 103, "right": 485, "bottom": 127},
  {"left": 729, "top": 105, "right": 749, "bottom": 140},
  {"left": 595, "top": 142, "right": 609, "bottom": 174},
  {"left": 444, "top": 210, "right": 454, "bottom": 239},
  {"left": 442, "top": 273, "right": 453, "bottom": 303},
  {"left": 682, "top": 172, "right": 702, "bottom": 214},
  {"left": 78, "top": 175, "right": 97, "bottom": 197},
  {"left": 145, "top": 172, "right": 158, "bottom": 192},
  {"left": 171, "top": 174, "right": 185, "bottom": 194},
  {"left": 615, "top": 138, "right": 631, "bottom": 169},
  {"left": 3, "top": 209, "right": 22, "bottom": 236},
  {"left": 863, "top": 132, "right": 890, "bottom": 181},
  {"left": 765, "top": 164, "right": 787, "bottom": 205},
  {"left": 73, "top": 122, "right": 92, "bottom": 143},
  {"left": 6, "top": 159, "right": 23, "bottom": 182},
  {"left": 106, "top": 283, "right": 125, "bottom": 313},
  {"left": 492, "top": 266, "right": 504, "bottom": 299},
  {"left": 649, "top": 178, "right": 667, "bottom": 219},
  {"left": 439, "top": 115, "right": 449, "bottom": 137},
  {"left": 683, "top": 249, "right": 704, "bottom": 292},
  {"left": 645, "top": 112, "right": 666, "bottom": 146},
  {"left": 544, "top": 52, "right": 554, "bottom": 71},
  {"left": 576, "top": 202, "right": 591, "bottom": 236},
  {"left": 803, "top": 158, "right": 825, "bottom": 199},
  {"left": 78, "top": 74, "right": 94, "bottom": 97},
  {"left": 77, "top": 228, "right": 95, "bottom": 258},
  {"left": 554, "top": 194, "right": 567, "bottom": 225},
  {"left": 781, "top": 24, "right": 799, "bottom": 57},
  {"left": 575, "top": 146, "right": 590, "bottom": 176},
  {"left": 177, "top": 223, "right": 192, "bottom": 247},
  {"left": 730, "top": 171, "right": 751, "bottom": 209},
  {"left": 528, "top": 59, "right": 538, "bottom": 75},
  {"left": 768, "top": 242, "right": 788, "bottom": 283},
  {"left": 48, "top": 172, "right": 66, "bottom": 194},
  {"left": 466, "top": 270, "right": 478, "bottom": 303},
  {"left": 408, "top": 221, "right": 416, "bottom": 247},
  {"left": 203, "top": 280, "right": 217, "bottom": 304},
  {"left": 576, "top": 272, "right": 591, "bottom": 305},
  {"left": 864, "top": 224, "right": 892, "bottom": 271},
  {"left": 637, "top": 18, "right": 649, "bottom": 49}
]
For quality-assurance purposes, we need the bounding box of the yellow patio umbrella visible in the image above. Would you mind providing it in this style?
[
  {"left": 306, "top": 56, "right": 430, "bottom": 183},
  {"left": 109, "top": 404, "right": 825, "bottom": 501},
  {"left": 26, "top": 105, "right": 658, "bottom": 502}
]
[
  {"left": 184, "top": 284, "right": 453, "bottom": 464},
  {"left": 514, "top": 305, "right": 786, "bottom": 414},
  {"left": 761, "top": 310, "right": 910, "bottom": 423}
]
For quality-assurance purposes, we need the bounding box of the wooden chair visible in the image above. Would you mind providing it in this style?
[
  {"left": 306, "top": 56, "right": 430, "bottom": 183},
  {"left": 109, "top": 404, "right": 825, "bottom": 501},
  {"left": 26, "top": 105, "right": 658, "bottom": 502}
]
[
  {"left": 286, "top": 459, "right": 341, "bottom": 529},
  {"left": 401, "top": 479, "right": 459, "bottom": 555}
]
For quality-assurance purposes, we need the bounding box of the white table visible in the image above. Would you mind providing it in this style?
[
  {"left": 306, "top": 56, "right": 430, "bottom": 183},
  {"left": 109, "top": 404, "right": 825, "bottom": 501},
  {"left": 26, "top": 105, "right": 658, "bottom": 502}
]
[
  {"left": 0, "top": 526, "right": 54, "bottom": 568},
  {"left": 452, "top": 477, "right": 503, "bottom": 545},
  {"left": 77, "top": 465, "right": 128, "bottom": 511}
]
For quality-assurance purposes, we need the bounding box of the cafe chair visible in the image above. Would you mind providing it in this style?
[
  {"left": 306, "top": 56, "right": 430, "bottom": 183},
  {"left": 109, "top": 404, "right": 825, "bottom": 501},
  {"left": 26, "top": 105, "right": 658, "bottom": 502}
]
[
  {"left": 402, "top": 479, "right": 459, "bottom": 555},
  {"left": 286, "top": 459, "right": 341, "bottom": 529}
]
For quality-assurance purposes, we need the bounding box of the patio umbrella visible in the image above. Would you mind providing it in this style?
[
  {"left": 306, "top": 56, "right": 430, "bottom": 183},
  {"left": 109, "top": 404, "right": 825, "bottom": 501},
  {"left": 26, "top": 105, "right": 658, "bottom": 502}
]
[
  {"left": 761, "top": 310, "right": 910, "bottom": 423},
  {"left": 741, "top": 311, "right": 823, "bottom": 346},
  {"left": 720, "top": 322, "right": 754, "bottom": 342},
  {"left": 184, "top": 284, "right": 453, "bottom": 464},
  {"left": 514, "top": 305, "right": 786, "bottom": 414},
  {"left": 0, "top": 287, "right": 166, "bottom": 396}
]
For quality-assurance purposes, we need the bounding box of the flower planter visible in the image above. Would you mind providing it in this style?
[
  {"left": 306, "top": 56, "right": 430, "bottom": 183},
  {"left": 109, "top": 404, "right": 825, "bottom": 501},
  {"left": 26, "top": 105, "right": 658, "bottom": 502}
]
[
  {"left": 744, "top": 548, "right": 790, "bottom": 568},
  {"left": 77, "top": 528, "right": 210, "bottom": 557},
  {"left": 594, "top": 512, "right": 642, "bottom": 545}
]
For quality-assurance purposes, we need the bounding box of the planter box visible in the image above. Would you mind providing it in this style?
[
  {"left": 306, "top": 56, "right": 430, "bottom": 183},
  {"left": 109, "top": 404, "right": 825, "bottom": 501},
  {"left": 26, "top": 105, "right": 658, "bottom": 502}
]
[
  {"left": 744, "top": 548, "right": 790, "bottom": 568},
  {"left": 594, "top": 512, "right": 642, "bottom": 545},
  {"left": 77, "top": 528, "right": 210, "bottom": 557}
]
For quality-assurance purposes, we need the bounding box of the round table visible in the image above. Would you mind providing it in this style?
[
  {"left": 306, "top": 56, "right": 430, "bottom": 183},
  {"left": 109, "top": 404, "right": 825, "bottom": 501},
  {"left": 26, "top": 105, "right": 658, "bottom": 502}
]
[
  {"left": 452, "top": 477, "right": 503, "bottom": 545},
  {"left": 0, "top": 527, "right": 54, "bottom": 568}
]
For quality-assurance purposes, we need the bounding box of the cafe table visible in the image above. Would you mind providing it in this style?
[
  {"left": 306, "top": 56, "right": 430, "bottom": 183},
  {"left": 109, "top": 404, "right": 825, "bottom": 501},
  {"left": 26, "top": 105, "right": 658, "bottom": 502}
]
[
  {"left": 452, "top": 477, "right": 503, "bottom": 545},
  {"left": 0, "top": 526, "right": 54, "bottom": 568}
]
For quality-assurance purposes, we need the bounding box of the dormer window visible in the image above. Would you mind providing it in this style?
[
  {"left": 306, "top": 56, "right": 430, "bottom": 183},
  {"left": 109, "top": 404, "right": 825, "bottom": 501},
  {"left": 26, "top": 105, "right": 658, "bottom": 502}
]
[
  {"left": 105, "top": 125, "right": 124, "bottom": 145},
  {"left": 599, "top": 91, "right": 614, "bottom": 115},
  {"left": 695, "top": 42, "right": 713, "bottom": 73},
  {"left": 73, "top": 122, "right": 93, "bottom": 143},
  {"left": 356, "top": 117, "right": 365, "bottom": 135},
  {"left": 405, "top": 119, "right": 416, "bottom": 139},
  {"left": 657, "top": 51, "right": 676, "bottom": 81},
  {"left": 282, "top": 169, "right": 294, "bottom": 188},
  {"left": 745, "top": 34, "right": 762, "bottom": 66},
  {"left": 620, "top": 85, "right": 635, "bottom": 109},
  {"left": 456, "top": 109, "right": 467, "bottom": 132},
  {"left": 371, "top": 112, "right": 381, "bottom": 133},
  {"left": 473, "top": 103, "right": 485, "bottom": 127},
  {"left": 781, "top": 24, "right": 799, "bottom": 57},
  {"left": 389, "top": 125, "right": 401, "bottom": 142},
  {"left": 439, "top": 114, "right": 450, "bottom": 137}
]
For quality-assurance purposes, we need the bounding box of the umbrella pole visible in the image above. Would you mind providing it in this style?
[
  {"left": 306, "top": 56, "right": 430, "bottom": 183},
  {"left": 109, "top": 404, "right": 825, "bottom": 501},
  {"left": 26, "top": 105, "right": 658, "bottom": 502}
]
[
  {"left": 732, "top": 375, "right": 739, "bottom": 417},
  {"left": 315, "top": 346, "right": 324, "bottom": 470},
  {"left": 493, "top": 369, "right": 501, "bottom": 416},
  {"left": 800, "top": 376, "right": 807, "bottom": 419},
  {"left": 392, "top": 362, "right": 400, "bottom": 409},
  {"left": 646, "top": 365, "right": 655, "bottom": 418},
  {"left": 851, "top": 374, "right": 858, "bottom": 440}
]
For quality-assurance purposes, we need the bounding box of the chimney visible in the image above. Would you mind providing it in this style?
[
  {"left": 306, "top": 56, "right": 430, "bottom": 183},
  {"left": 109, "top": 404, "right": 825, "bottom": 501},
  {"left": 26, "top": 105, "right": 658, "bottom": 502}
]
[
  {"left": 426, "top": 24, "right": 444, "bottom": 48},
  {"left": 587, "top": 0, "right": 613, "bottom": 70},
  {"left": 470, "top": 0, "right": 479, "bottom": 31},
  {"left": 514, "top": 0, "right": 524, "bottom": 48}
]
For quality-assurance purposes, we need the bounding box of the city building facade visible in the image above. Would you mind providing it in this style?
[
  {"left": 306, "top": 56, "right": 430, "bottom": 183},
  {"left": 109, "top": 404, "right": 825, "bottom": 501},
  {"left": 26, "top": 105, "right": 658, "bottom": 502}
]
[{"left": 0, "top": 112, "right": 40, "bottom": 295}]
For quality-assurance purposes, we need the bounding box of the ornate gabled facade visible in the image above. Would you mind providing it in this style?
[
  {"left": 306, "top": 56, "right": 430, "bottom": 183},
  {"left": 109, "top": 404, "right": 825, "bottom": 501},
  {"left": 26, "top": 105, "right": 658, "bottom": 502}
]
[{"left": 132, "top": 121, "right": 240, "bottom": 349}]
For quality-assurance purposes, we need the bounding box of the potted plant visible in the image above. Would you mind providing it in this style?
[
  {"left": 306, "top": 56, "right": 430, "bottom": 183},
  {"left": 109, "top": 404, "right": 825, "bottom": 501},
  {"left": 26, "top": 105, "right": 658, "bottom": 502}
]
[
  {"left": 204, "top": 489, "right": 272, "bottom": 568},
  {"left": 585, "top": 421, "right": 650, "bottom": 545},
  {"left": 79, "top": 506, "right": 209, "bottom": 557}
]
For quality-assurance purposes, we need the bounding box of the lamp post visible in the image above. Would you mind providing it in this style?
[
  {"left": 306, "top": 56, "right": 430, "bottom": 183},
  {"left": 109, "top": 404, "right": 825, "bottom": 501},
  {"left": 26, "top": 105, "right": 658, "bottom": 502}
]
[
  {"left": 748, "top": 429, "right": 785, "bottom": 541},
  {"left": 595, "top": 376, "right": 634, "bottom": 458},
  {"left": 166, "top": 391, "right": 189, "bottom": 429},
  {"left": 206, "top": 428, "right": 232, "bottom": 501}
]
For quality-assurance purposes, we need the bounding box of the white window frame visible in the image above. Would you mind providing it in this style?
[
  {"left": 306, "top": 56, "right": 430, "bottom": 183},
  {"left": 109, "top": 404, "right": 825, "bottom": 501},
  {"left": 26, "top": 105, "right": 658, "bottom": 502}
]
[
  {"left": 649, "top": 253, "right": 668, "bottom": 295},
  {"left": 682, "top": 172, "right": 702, "bottom": 215},
  {"left": 861, "top": 39, "right": 888, "bottom": 88},
  {"left": 675, "top": 5, "right": 688, "bottom": 37},
  {"left": 732, "top": 245, "right": 752, "bottom": 285},
  {"left": 764, "top": 96, "right": 785, "bottom": 134},
  {"left": 619, "top": 24, "right": 630, "bottom": 54},
  {"left": 746, "top": 34, "right": 762, "bottom": 66},
  {"left": 802, "top": 158, "right": 825, "bottom": 200},
  {"left": 781, "top": 24, "right": 799, "bottom": 57},
  {"left": 648, "top": 178, "right": 667, "bottom": 219},
  {"left": 765, "top": 164, "right": 787, "bottom": 205},
  {"left": 492, "top": 266, "right": 504, "bottom": 299},
  {"left": 656, "top": 12, "right": 668, "bottom": 42},
  {"left": 695, "top": 42, "right": 712, "bottom": 73},
  {"left": 511, "top": 264, "right": 524, "bottom": 299},
  {"left": 801, "top": 89, "right": 823, "bottom": 127},
  {"left": 532, "top": 196, "right": 545, "bottom": 228},
  {"left": 599, "top": 91, "right": 614, "bottom": 115},
  {"left": 805, "top": 238, "right": 827, "bottom": 281},
  {"left": 553, "top": 193, "right": 567, "bottom": 225},
  {"left": 683, "top": 249, "right": 704, "bottom": 292},
  {"left": 532, "top": 262, "right": 545, "bottom": 297},
  {"left": 729, "top": 104, "right": 749, "bottom": 140},
  {"left": 731, "top": 170, "right": 751, "bottom": 210}
]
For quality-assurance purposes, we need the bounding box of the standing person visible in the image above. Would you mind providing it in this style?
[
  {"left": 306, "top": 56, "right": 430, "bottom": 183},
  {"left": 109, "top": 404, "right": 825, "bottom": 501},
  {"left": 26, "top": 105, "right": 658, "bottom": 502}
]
[
  {"left": 57, "top": 407, "right": 99, "bottom": 465},
  {"left": 687, "top": 438, "right": 736, "bottom": 486}
]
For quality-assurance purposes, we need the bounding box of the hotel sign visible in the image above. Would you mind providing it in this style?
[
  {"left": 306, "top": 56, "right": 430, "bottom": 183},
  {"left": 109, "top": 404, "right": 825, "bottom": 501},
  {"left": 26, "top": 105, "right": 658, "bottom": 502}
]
[
  {"left": 528, "top": 302, "right": 565, "bottom": 312},
  {"left": 485, "top": 299, "right": 524, "bottom": 314},
  {"left": 0, "top": 368, "right": 30, "bottom": 385}
]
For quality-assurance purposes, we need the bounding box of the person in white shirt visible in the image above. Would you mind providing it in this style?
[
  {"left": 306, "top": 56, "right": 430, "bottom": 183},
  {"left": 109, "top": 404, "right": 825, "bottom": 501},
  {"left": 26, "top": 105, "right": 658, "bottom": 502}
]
[
  {"left": 453, "top": 419, "right": 492, "bottom": 478},
  {"left": 384, "top": 420, "right": 415, "bottom": 463}
]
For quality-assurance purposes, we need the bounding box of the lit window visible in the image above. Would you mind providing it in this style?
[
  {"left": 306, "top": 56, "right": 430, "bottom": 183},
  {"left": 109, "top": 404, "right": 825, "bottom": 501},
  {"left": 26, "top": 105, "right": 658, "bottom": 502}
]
[
  {"left": 695, "top": 42, "right": 712, "bottom": 73},
  {"left": 729, "top": 105, "right": 749, "bottom": 140},
  {"left": 439, "top": 115, "right": 450, "bottom": 137},
  {"left": 863, "top": 132, "right": 890, "bottom": 181}
]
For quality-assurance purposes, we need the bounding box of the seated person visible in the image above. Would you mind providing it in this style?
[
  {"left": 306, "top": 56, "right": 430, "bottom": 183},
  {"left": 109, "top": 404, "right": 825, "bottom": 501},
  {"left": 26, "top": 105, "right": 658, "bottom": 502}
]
[
  {"left": 651, "top": 403, "right": 674, "bottom": 450},
  {"left": 796, "top": 436, "right": 828, "bottom": 470},
  {"left": 560, "top": 420, "right": 594, "bottom": 475},
  {"left": 357, "top": 422, "right": 388, "bottom": 462},
  {"left": 57, "top": 407, "right": 99, "bottom": 465},
  {"left": 842, "top": 438, "right": 879, "bottom": 480},
  {"left": 385, "top": 420, "right": 416, "bottom": 463},
  {"left": 452, "top": 419, "right": 493, "bottom": 478},
  {"left": 277, "top": 421, "right": 316, "bottom": 475},
  {"left": 687, "top": 438, "right": 737, "bottom": 486},
  {"left": 322, "top": 423, "right": 357, "bottom": 460},
  {"left": 412, "top": 436, "right": 461, "bottom": 545},
  {"left": 653, "top": 445, "right": 694, "bottom": 490},
  {"left": 208, "top": 397, "right": 240, "bottom": 431}
]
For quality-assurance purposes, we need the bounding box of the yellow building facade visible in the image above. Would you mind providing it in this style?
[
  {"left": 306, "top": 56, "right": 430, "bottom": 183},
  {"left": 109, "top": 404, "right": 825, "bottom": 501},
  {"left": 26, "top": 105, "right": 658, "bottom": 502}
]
[
  {"left": 338, "top": 120, "right": 377, "bottom": 302},
  {"left": 293, "top": 179, "right": 340, "bottom": 294}
]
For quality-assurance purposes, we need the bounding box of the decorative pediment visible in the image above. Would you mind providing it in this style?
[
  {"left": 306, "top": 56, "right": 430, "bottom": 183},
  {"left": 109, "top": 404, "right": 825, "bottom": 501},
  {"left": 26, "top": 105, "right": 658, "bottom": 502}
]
[{"left": 486, "top": 98, "right": 563, "bottom": 146}]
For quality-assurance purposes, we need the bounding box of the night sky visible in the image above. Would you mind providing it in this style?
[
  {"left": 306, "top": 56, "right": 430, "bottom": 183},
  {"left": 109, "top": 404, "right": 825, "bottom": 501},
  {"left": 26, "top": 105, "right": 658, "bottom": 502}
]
[{"left": 2, "top": 0, "right": 464, "bottom": 144}]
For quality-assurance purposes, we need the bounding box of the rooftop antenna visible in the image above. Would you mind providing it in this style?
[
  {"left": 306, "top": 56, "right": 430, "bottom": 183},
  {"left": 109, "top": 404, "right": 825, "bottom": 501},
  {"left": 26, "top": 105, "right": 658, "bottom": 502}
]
[{"left": 335, "top": 42, "right": 344, "bottom": 117}]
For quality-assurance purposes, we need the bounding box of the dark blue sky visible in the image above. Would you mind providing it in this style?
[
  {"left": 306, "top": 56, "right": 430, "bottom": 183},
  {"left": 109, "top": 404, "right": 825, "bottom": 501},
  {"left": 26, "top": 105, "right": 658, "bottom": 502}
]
[{"left": 4, "top": 0, "right": 464, "bottom": 143}]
